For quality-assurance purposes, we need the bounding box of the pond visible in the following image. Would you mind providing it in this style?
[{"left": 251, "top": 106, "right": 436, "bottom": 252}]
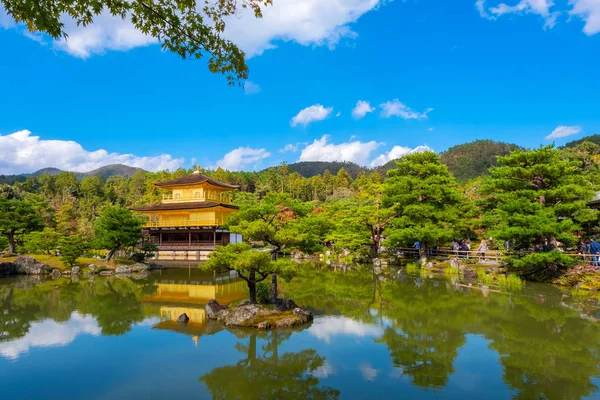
[{"left": 0, "top": 265, "right": 599, "bottom": 399}]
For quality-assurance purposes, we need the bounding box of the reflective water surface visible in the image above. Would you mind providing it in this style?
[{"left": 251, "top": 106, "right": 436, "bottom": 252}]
[{"left": 1, "top": 266, "right": 599, "bottom": 399}]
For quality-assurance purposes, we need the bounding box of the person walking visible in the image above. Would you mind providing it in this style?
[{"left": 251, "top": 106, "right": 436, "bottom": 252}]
[
  {"left": 589, "top": 238, "right": 600, "bottom": 267},
  {"left": 477, "top": 240, "right": 489, "bottom": 261}
]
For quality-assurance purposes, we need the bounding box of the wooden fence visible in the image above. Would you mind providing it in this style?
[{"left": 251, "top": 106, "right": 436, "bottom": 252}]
[{"left": 394, "top": 247, "right": 600, "bottom": 266}]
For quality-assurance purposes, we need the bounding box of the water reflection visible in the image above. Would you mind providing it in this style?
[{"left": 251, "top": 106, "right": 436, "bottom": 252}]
[
  {"left": 200, "top": 329, "right": 340, "bottom": 400},
  {"left": 0, "top": 266, "right": 598, "bottom": 399}
]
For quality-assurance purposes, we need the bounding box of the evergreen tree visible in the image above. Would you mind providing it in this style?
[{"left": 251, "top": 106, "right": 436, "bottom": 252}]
[
  {"left": 382, "top": 152, "right": 467, "bottom": 261},
  {"left": 58, "top": 235, "right": 89, "bottom": 268},
  {"left": 201, "top": 243, "right": 295, "bottom": 304},
  {"left": 94, "top": 206, "right": 145, "bottom": 261},
  {"left": 0, "top": 198, "right": 42, "bottom": 254},
  {"left": 483, "top": 146, "right": 596, "bottom": 271}
]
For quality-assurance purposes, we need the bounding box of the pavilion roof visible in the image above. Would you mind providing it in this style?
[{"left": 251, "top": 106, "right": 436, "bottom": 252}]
[
  {"left": 154, "top": 172, "right": 239, "bottom": 189},
  {"left": 131, "top": 201, "right": 239, "bottom": 212}
]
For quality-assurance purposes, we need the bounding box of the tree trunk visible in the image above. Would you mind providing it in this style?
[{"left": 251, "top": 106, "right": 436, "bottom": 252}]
[
  {"left": 270, "top": 248, "right": 279, "bottom": 303},
  {"left": 105, "top": 248, "right": 116, "bottom": 262},
  {"left": 270, "top": 273, "right": 278, "bottom": 303},
  {"left": 248, "top": 269, "right": 257, "bottom": 304},
  {"left": 7, "top": 231, "right": 16, "bottom": 254}
]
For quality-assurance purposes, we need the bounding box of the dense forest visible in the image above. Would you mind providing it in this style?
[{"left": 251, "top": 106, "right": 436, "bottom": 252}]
[{"left": 2, "top": 136, "right": 600, "bottom": 276}]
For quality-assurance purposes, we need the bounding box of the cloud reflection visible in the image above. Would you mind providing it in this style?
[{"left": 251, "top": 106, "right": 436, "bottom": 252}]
[{"left": 0, "top": 312, "right": 100, "bottom": 359}]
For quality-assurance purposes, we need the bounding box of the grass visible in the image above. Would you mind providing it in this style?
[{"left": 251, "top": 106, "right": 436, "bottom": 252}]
[
  {"left": 0, "top": 253, "right": 134, "bottom": 270},
  {"left": 405, "top": 263, "right": 421, "bottom": 274},
  {"left": 444, "top": 266, "right": 459, "bottom": 276}
]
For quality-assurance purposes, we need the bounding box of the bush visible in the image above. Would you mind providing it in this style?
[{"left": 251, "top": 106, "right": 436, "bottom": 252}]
[
  {"left": 510, "top": 250, "right": 575, "bottom": 271},
  {"left": 58, "top": 235, "right": 89, "bottom": 268},
  {"left": 256, "top": 282, "right": 271, "bottom": 304}
]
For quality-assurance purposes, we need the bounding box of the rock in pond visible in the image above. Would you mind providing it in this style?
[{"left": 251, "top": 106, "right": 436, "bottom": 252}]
[
  {"left": 0, "top": 262, "right": 16, "bottom": 276},
  {"left": 99, "top": 270, "right": 115, "bottom": 276},
  {"left": 13, "top": 256, "right": 49, "bottom": 275},
  {"left": 88, "top": 265, "right": 96, "bottom": 273},
  {"left": 274, "top": 298, "right": 298, "bottom": 312},
  {"left": 212, "top": 300, "right": 313, "bottom": 329},
  {"left": 50, "top": 269, "right": 62, "bottom": 279},
  {"left": 71, "top": 266, "right": 80, "bottom": 275},
  {"left": 206, "top": 299, "right": 228, "bottom": 319},
  {"left": 177, "top": 313, "right": 190, "bottom": 324}
]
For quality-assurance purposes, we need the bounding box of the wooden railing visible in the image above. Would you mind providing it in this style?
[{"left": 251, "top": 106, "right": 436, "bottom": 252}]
[
  {"left": 145, "top": 218, "right": 221, "bottom": 228},
  {"left": 395, "top": 247, "right": 600, "bottom": 266},
  {"left": 156, "top": 243, "right": 217, "bottom": 250},
  {"left": 162, "top": 193, "right": 231, "bottom": 204}
]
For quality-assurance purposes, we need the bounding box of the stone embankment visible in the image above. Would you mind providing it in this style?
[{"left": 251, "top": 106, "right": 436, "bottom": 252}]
[
  {"left": 202, "top": 299, "right": 313, "bottom": 330},
  {"left": 0, "top": 256, "right": 164, "bottom": 278}
]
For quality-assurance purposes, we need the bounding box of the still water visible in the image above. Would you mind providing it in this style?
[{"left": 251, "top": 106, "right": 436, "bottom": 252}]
[{"left": 0, "top": 266, "right": 599, "bottom": 399}]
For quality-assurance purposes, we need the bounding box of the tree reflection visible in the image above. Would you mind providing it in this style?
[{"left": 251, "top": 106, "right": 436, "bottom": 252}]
[
  {"left": 0, "top": 276, "right": 158, "bottom": 341},
  {"left": 200, "top": 330, "right": 339, "bottom": 400},
  {"left": 285, "top": 266, "right": 600, "bottom": 399}
]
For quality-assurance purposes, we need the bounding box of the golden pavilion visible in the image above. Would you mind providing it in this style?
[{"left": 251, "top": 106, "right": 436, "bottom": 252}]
[{"left": 132, "top": 168, "right": 241, "bottom": 260}]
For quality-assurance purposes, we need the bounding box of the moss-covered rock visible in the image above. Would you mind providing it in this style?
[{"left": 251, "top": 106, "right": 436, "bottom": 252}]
[{"left": 207, "top": 300, "right": 313, "bottom": 330}]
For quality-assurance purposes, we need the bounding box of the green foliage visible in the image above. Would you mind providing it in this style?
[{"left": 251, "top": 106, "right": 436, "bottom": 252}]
[
  {"left": 1, "top": 0, "right": 272, "bottom": 85},
  {"left": 201, "top": 243, "right": 298, "bottom": 303},
  {"left": 511, "top": 251, "right": 575, "bottom": 271},
  {"left": 58, "top": 235, "right": 89, "bottom": 267},
  {"left": 383, "top": 152, "right": 469, "bottom": 252},
  {"left": 0, "top": 197, "right": 42, "bottom": 253},
  {"left": 440, "top": 140, "right": 522, "bottom": 181},
  {"left": 0, "top": 235, "right": 7, "bottom": 251},
  {"left": 23, "top": 228, "right": 61, "bottom": 255},
  {"left": 564, "top": 134, "right": 600, "bottom": 148},
  {"left": 287, "top": 161, "right": 366, "bottom": 178},
  {"left": 94, "top": 206, "right": 145, "bottom": 260},
  {"left": 256, "top": 282, "right": 271, "bottom": 304},
  {"left": 483, "top": 146, "right": 596, "bottom": 270}
]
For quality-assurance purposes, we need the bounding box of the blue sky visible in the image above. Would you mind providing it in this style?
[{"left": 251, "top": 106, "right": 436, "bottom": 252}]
[{"left": 1, "top": 0, "right": 599, "bottom": 173}]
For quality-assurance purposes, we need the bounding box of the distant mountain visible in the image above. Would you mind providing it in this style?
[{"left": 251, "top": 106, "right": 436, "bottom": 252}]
[
  {"left": 79, "top": 164, "right": 143, "bottom": 179},
  {"left": 33, "top": 167, "right": 63, "bottom": 176},
  {"left": 564, "top": 135, "right": 600, "bottom": 148},
  {"left": 0, "top": 164, "right": 145, "bottom": 184},
  {"left": 287, "top": 161, "right": 367, "bottom": 178},
  {"left": 440, "top": 140, "right": 522, "bottom": 181}
]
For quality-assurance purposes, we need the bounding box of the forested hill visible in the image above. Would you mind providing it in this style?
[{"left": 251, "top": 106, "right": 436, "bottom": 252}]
[
  {"left": 564, "top": 135, "right": 600, "bottom": 148},
  {"left": 0, "top": 164, "right": 143, "bottom": 184},
  {"left": 440, "top": 140, "right": 522, "bottom": 181},
  {"left": 286, "top": 161, "right": 366, "bottom": 178}
]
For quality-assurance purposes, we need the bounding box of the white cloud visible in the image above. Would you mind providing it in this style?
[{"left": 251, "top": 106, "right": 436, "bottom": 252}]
[
  {"left": 298, "top": 135, "right": 382, "bottom": 165},
  {"left": 308, "top": 316, "right": 383, "bottom": 344},
  {"left": 370, "top": 145, "right": 432, "bottom": 167},
  {"left": 490, "top": 0, "right": 554, "bottom": 17},
  {"left": 570, "top": 0, "right": 600, "bottom": 35},
  {"left": 0, "top": 130, "right": 184, "bottom": 174},
  {"left": 477, "top": 0, "right": 559, "bottom": 29},
  {"left": 55, "top": 12, "right": 157, "bottom": 58},
  {"left": 545, "top": 125, "right": 582, "bottom": 139},
  {"left": 223, "top": 0, "right": 383, "bottom": 57},
  {"left": 0, "top": 312, "right": 100, "bottom": 360},
  {"left": 380, "top": 99, "right": 433, "bottom": 120},
  {"left": 244, "top": 81, "right": 261, "bottom": 95},
  {"left": 1, "top": 1, "right": 383, "bottom": 59},
  {"left": 216, "top": 147, "right": 271, "bottom": 170},
  {"left": 280, "top": 143, "right": 300, "bottom": 153},
  {"left": 290, "top": 104, "right": 333, "bottom": 127},
  {"left": 352, "top": 100, "right": 375, "bottom": 120}
]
